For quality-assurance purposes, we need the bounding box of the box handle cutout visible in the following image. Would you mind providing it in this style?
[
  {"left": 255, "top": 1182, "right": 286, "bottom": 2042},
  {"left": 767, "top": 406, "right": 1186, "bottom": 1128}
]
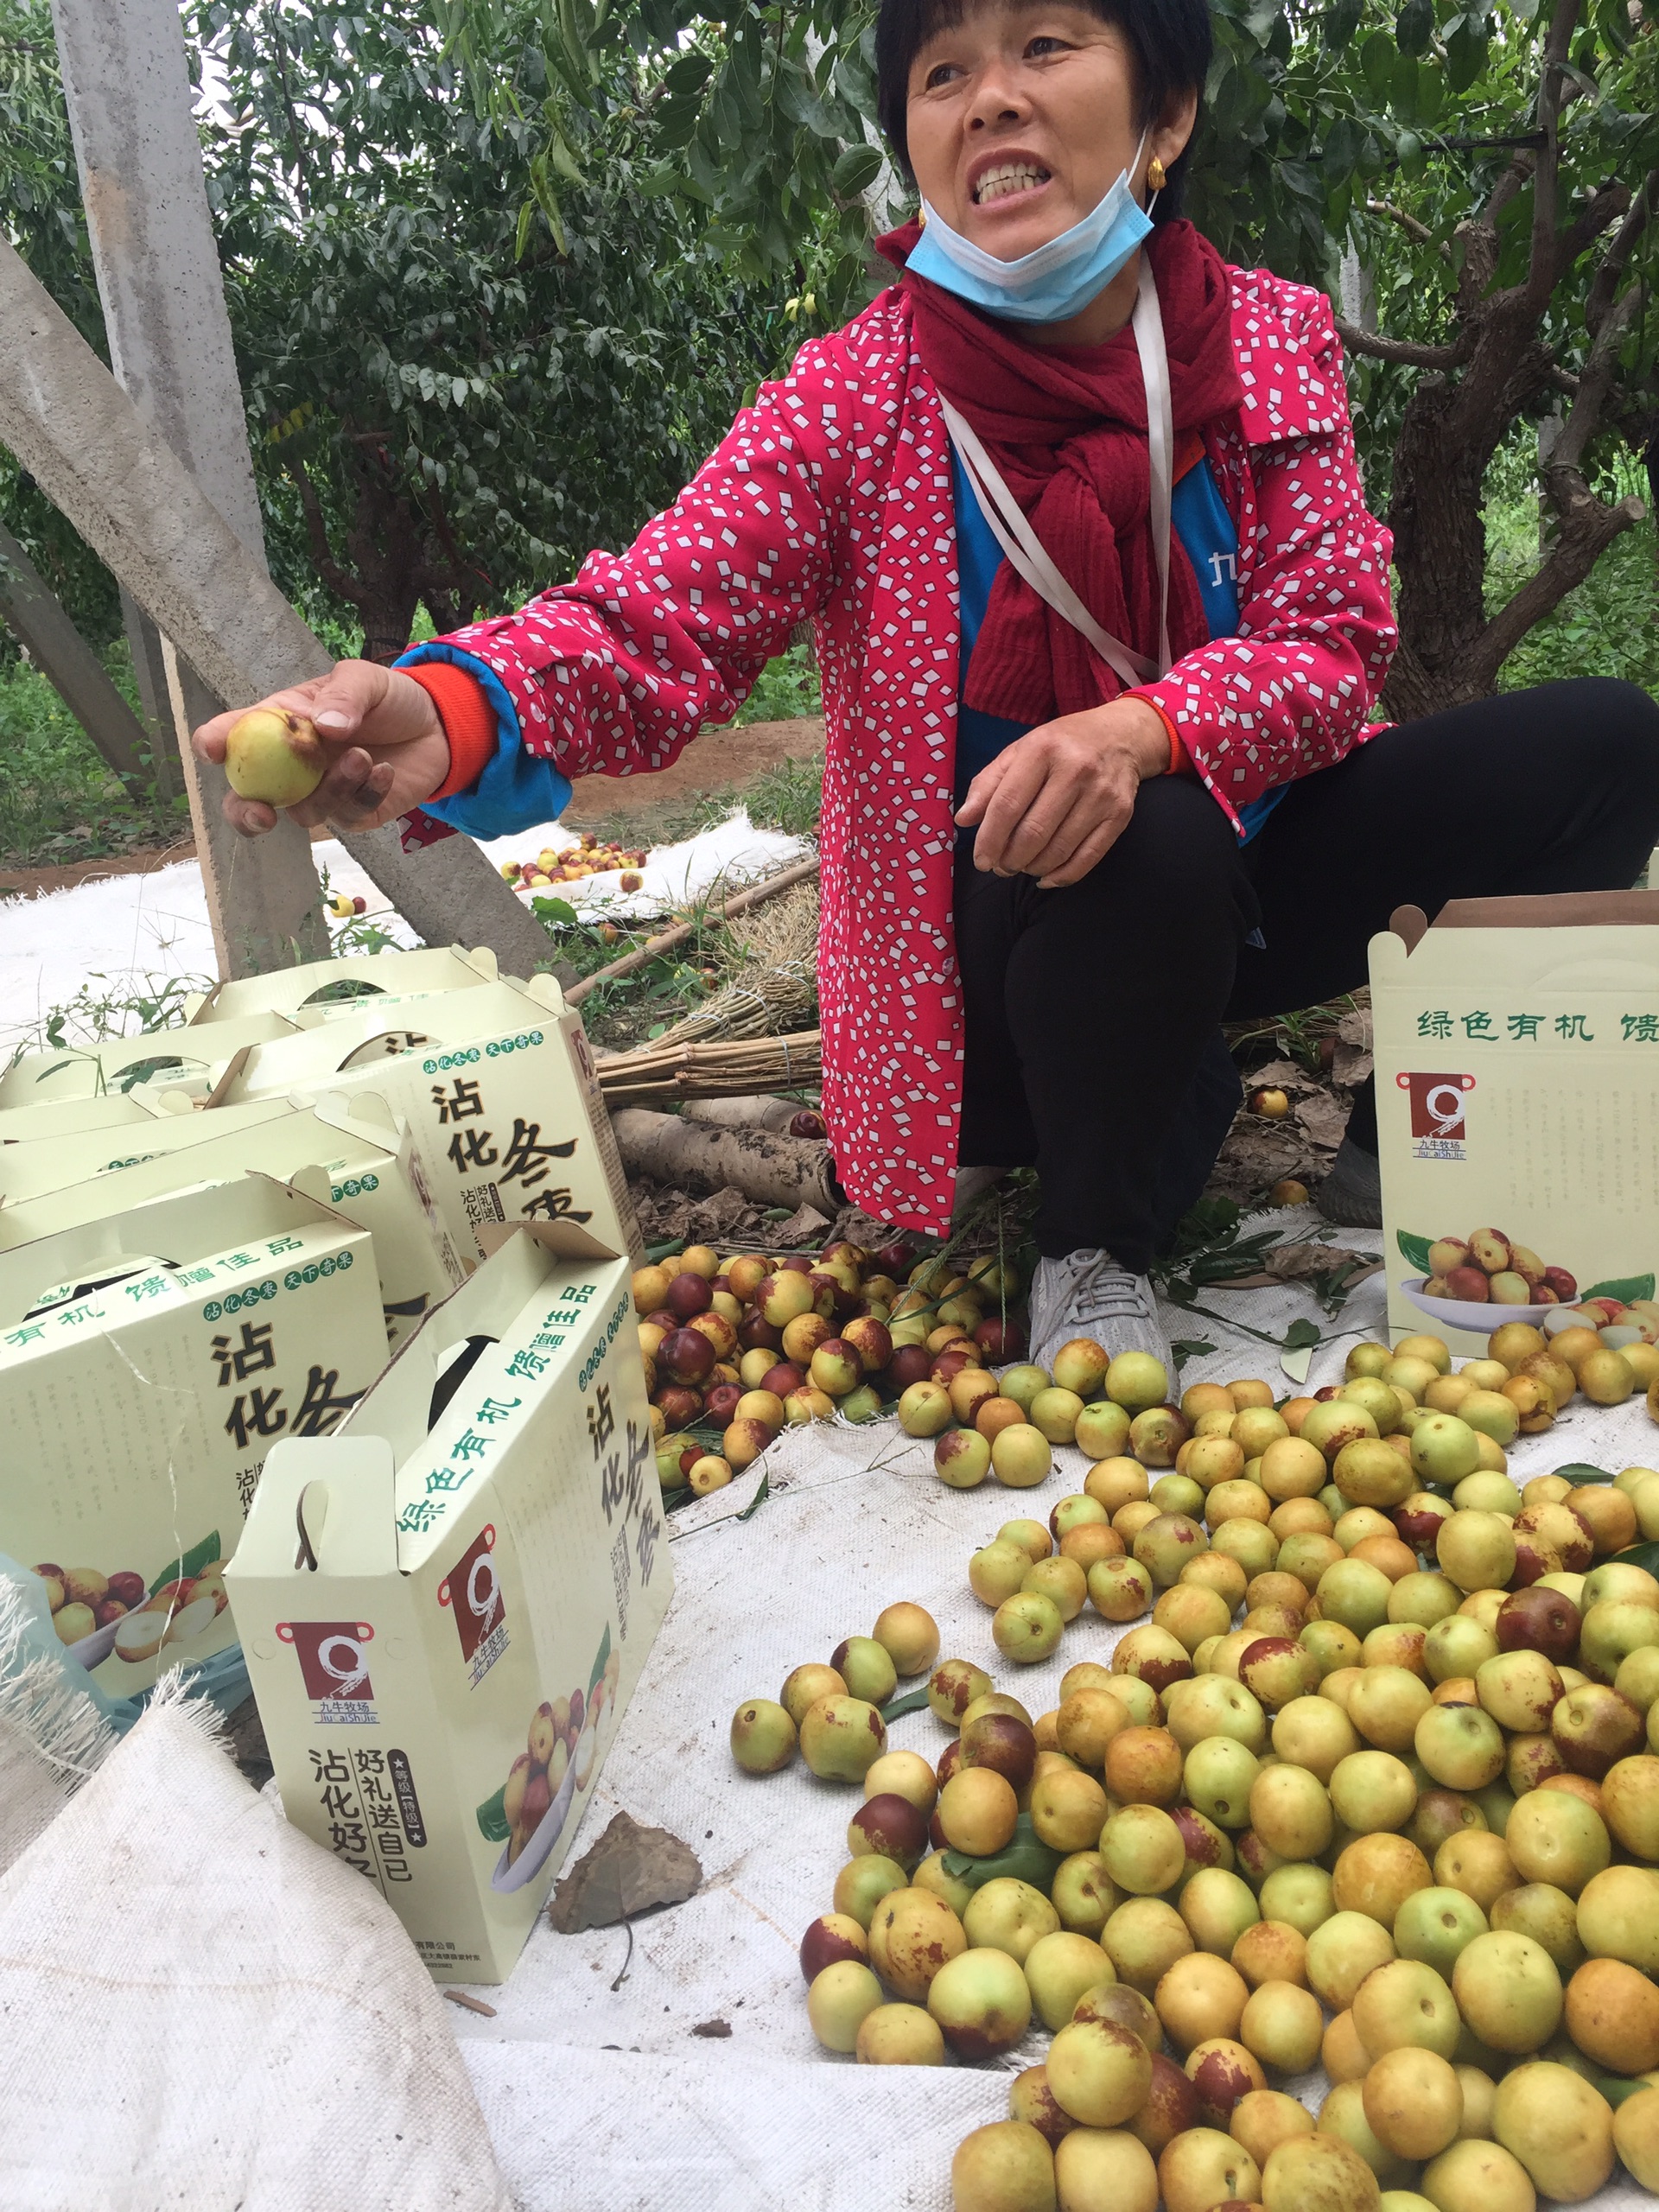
[
  {"left": 428, "top": 1334, "right": 499, "bottom": 1432},
  {"left": 296, "top": 1481, "right": 329, "bottom": 1571}
]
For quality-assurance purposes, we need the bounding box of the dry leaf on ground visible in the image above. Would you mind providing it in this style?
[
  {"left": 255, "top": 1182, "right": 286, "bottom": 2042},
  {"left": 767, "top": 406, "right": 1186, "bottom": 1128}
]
[{"left": 548, "top": 1811, "right": 702, "bottom": 1934}]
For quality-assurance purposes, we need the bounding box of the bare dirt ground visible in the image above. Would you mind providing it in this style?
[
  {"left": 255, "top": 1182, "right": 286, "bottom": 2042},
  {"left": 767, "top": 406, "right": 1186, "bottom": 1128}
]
[
  {"left": 0, "top": 718, "right": 826, "bottom": 902},
  {"left": 559, "top": 715, "right": 823, "bottom": 836}
]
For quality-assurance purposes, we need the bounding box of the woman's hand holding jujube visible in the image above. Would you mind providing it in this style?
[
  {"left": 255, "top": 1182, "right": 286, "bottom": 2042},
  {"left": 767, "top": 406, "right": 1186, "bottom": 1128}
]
[
  {"left": 955, "top": 696, "right": 1172, "bottom": 887},
  {"left": 194, "top": 660, "right": 452, "bottom": 838}
]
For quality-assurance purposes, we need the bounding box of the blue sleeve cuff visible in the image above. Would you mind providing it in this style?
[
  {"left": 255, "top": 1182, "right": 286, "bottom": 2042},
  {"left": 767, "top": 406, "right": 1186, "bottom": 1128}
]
[{"left": 393, "top": 641, "right": 574, "bottom": 841}]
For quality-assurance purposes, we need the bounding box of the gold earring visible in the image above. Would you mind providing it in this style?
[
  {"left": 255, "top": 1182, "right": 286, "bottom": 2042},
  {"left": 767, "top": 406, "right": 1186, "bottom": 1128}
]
[{"left": 1147, "top": 156, "right": 1166, "bottom": 191}]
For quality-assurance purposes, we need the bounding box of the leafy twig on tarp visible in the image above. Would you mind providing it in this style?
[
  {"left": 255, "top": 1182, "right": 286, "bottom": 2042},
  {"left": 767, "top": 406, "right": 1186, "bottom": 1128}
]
[
  {"left": 1171, "top": 1339, "right": 1217, "bottom": 1370},
  {"left": 548, "top": 1811, "right": 702, "bottom": 1933}
]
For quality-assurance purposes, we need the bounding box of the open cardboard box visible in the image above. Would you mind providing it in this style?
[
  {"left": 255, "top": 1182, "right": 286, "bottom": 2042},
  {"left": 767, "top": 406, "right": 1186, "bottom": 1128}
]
[
  {"left": 1371, "top": 889, "right": 1659, "bottom": 1348},
  {"left": 0, "top": 1010, "right": 302, "bottom": 1108},
  {"left": 227, "top": 1220, "right": 669, "bottom": 1983},
  {"left": 197, "top": 974, "right": 640, "bottom": 1266},
  {"left": 0, "top": 1086, "right": 200, "bottom": 1145},
  {"left": 184, "top": 945, "right": 533, "bottom": 1027},
  {"left": 0, "top": 1174, "right": 390, "bottom": 1695},
  {"left": 0, "top": 1091, "right": 465, "bottom": 1348}
]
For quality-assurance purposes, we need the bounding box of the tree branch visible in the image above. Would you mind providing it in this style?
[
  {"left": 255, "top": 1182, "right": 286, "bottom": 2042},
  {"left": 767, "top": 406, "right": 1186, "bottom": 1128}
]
[
  {"left": 1334, "top": 317, "right": 1466, "bottom": 369},
  {"left": 1549, "top": 276, "right": 1647, "bottom": 480},
  {"left": 1528, "top": 0, "right": 1581, "bottom": 308},
  {"left": 289, "top": 454, "right": 365, "bottom": 612},
  {"left": 1473, "top": 493, "right": 1643, "bottom": 678},
  {"left": 1586, "top": 169, "right": 1657, "bottom": 334},
  {"left": 1365, "top": 197, "right": 1436, "bottom": 249},
  {"left": 1555, "top": 181, "right": 1633, "bottom": 286}
]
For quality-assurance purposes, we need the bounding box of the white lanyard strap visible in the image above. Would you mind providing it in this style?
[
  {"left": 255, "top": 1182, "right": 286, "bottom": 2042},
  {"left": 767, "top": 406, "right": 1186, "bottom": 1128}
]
[{"left": 940, "top": 253, "right": 1173, "bottom": 690}]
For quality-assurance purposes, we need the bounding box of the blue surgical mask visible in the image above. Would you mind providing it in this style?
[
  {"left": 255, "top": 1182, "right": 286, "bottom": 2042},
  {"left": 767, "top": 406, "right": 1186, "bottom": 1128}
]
[{"left": 907, "top": 131, "right": 1153, "bottom": 324}]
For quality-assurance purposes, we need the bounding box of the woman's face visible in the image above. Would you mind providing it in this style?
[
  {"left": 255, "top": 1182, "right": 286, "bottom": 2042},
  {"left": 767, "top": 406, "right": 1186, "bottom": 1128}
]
[{"left": 906, "top": 3, "right": 1194, "bottom": 261}]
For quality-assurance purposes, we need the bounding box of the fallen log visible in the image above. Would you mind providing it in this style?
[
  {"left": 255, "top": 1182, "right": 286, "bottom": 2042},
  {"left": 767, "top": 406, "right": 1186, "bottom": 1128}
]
[
  {"left": 611, "top": 1108, "right": 842, "bottom": 1216},
  {"left": 681, "top": 1095, "right": 801, "bottom": 1133}
]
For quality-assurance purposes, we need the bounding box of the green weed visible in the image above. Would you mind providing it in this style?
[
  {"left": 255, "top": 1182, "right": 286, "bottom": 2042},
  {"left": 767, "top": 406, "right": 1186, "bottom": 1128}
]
[
  {"left": 0, "top": 650, "right": 186, "bottom": 862},
  {"left": 1486, "top": 493, "right": 1659, "bottom": 697},
  {"left": 734, "top": 637, "right": 821, "bottom": 724}
]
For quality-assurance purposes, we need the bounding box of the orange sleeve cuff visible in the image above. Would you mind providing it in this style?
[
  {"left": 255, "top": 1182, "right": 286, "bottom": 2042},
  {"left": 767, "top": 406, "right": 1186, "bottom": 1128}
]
[
  {"left": 404, "top": 661, "right": 499, "bottom": 800},
  {"left": 1135, "top": 693, "right": 1192, "bottom": 777}
]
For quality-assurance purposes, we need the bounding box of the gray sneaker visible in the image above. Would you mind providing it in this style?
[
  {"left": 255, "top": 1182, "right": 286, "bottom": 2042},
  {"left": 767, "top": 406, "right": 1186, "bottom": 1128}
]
[
  {"left": 1027, "top": 1249, "right": 1173, "bottom": 1381},
  {"left": 1316, "top": 1137, "right": 1382, "bottom": 1230}
]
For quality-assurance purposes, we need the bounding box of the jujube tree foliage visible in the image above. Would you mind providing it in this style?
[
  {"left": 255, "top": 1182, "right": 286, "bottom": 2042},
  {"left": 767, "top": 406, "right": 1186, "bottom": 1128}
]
[
  {"left": 499, "top": 0, "right": 1658, "bottom": 716},
  {"left": 193, "top": 0, "right": 781, "bottom": 656}
]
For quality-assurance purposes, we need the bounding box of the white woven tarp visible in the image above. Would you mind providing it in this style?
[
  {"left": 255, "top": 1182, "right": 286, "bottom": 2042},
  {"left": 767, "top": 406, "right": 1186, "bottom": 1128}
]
[
  {"left": 3, "top": 1207, "right": 1655, "bottom": 2210},
  {"left": 447, "top": 1211, "right": 1659, "bottom": 2209},
  {"left": 0, "top": 1680, "right": 510, "bottom": 2210}
]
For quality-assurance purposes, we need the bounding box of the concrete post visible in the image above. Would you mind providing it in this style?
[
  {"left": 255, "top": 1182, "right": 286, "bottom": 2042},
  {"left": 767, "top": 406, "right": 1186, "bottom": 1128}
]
[
  {"left": 0, "top": 239, "right": 563, "bottom": 977},
  {"left": 0, "top": 520, "right": 150, "bottom": 785},
  {"left": 46, "top": 0, "right": 325, "bottom": 971}
]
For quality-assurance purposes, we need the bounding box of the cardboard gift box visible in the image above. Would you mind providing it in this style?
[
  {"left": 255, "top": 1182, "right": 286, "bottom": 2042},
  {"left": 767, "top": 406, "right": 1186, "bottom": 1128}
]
[
  {"left": 202, "top": 974, "right": 640, "bottom": 1266},
  {"left": 0, "top": 1086, "right": 199, "bottom": 1146},
  {"left": 1372, "top": 891, "right": 1659, "bottom": 1350},
  {"left": 0, "top": 1175, "right": 389, "bottom": 1695},
  {"left": 227, "top": 1221, "right": 670, "bottom": 1983},
  {"left": 0, "top": 1010, "right": 302, "bottom": 1108},
  {"left": 185, "top": 944, "right": 518, "bottom": 1028},
  {"left": 0, "top": 1091, "right": 465, "bottom": 1349}
]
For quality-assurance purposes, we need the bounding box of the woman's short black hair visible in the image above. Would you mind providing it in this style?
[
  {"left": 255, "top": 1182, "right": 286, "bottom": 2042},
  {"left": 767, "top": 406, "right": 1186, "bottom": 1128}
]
[{"left": 874, "top": 0, "right": 1211, "bottom": 219}]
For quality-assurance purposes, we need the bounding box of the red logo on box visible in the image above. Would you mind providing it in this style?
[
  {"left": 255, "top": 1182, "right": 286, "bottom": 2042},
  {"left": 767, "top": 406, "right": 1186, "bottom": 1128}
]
[
  {"left": 1399, "top": 1072, "right": 1476, "bottom": 1141},
  {"left": 281, "top": 1619, "right": 375, "bottom": 1702},
  {"left": 440, "top": 1525, "right": 505, "bottom": 1663}
]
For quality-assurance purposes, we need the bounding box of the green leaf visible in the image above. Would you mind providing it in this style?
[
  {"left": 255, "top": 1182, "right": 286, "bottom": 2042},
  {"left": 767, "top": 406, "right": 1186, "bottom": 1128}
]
[
  {"left": 149, "top": 1531, "right": 224, "bottom": 1595},
  {"left": 877, "top": 1688, "right": 931, "bottom": 1721},
  {"left": 1360, "top": 29, "right": 1395, "bottom": 94},
  {"left": 1395, "top": 0, "right": 1433, "bottom": 54},
  {"left": 1284, "top": 1318, "right": 1322, "bottom": 1351},
  {"left": 645, "top": 1237, "right": 686, "bottom": 1263},
  {"left": 1396, "top": 1230, "right": 1434, "bottom": 1275},
  {"left": 1581, "top": 1275, "right": 1656, "bottom": 1304},
  {"left": 115, "top": 1055, "right": 188, "bottom": 1094},
  {"left": 830, "top": 143, "right": 882, "bottom": 198},
  {"left": 588, "top": 1621, "right": 611, "bottom": 1692},
  {"left": 1172, "top": 1339, "right": 1218, "bottom": 1370},
  {"left": 941, "top": 1813, "right": 1065, "bottom": 1893},
  {"left": 1553, "top": 1463, "right": 1615, "bottom": 1484},
  {"left": 1597, "top": 2075, "right": 1653, "bottom": 2106},
  {"left": 475, "top": 1783, "right": 511, "bottom": 1843},
  {"left": 736, "top": 1470, "right": 771, "bottom": 1520},
  {"left": 531, "top": 895, "right": 581, "bottom": 925},
  {"left": 1444, "top": 13, "right": 1488, "bottom": 89}
]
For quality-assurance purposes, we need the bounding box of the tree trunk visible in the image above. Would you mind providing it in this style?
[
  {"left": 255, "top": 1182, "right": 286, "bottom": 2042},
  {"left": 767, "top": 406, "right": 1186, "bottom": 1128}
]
[{"left": 1381, "top": 376, "right": 1493, "bottom": 720}]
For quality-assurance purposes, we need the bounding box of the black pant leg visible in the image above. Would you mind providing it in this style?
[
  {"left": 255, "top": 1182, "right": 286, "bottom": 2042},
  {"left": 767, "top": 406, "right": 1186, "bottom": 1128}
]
[
  {"left": 1232, "top": 679, "right": 1659, "bottom": 1148},
  {"left": 956, "top": 775, "right": 1253, "bottom": 1268}
]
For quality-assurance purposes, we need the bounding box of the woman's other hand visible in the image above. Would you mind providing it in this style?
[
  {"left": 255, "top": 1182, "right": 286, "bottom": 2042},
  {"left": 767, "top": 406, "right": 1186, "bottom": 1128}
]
[
  {"left": 193, "top": 660, "right": 452, "bottom": 838},
  {"left": 955, "top": 697, "right": 1172, "bottom": 887}
]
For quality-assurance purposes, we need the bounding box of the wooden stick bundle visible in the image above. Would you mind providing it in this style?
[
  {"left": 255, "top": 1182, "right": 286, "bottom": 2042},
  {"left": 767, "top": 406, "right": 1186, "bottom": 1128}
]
[{"left": 595, "top": 1028, "right": 822, "bottom": 1109}]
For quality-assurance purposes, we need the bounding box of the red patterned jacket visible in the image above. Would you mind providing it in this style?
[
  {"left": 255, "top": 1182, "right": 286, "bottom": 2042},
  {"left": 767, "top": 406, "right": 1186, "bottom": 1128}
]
[{"left": 405, "top": 264, "right": 1396, "bottom": 1236}]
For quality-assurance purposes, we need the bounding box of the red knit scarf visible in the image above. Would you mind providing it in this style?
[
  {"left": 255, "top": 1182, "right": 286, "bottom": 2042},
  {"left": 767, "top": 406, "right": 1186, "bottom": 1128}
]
[{"left": 875, "top": 218, "right": 1243, "bottom": 724}]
